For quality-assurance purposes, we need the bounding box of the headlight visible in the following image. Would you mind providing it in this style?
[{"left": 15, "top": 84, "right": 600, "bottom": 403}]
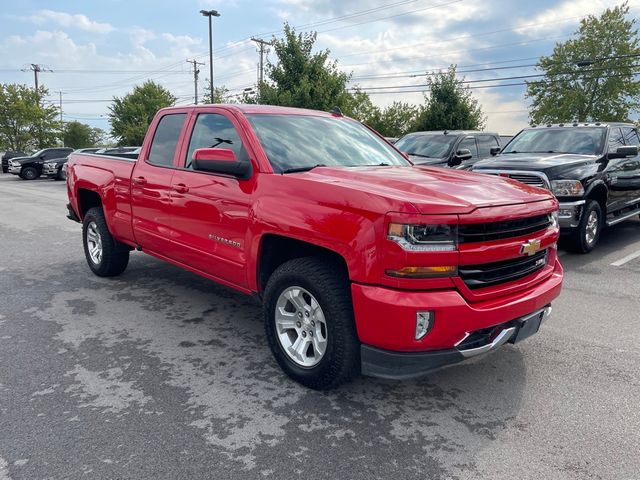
[
  {"left": 549, "top": 210, "right": 559, "bottom": 229},
  {"left": 388, "top": 223, "right": 457, "bottom": 251},
  {"left": 551, "top": 180, "right": 584, "bottom": 197}
]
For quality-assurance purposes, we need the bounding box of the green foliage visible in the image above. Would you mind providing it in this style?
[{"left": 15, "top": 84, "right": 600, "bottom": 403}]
[
  {"left": 526, "top": 2, "right": 640, "bottom": 124},
  {"left": 108, "top": 81, "right": 176, "bottom": 145},
  {"left": 341, "top": 90, "right": 419, "bottom": 137},
  {"left": 63, "top": 121, "right": 106, "bottom": 149},
  {"left": 260, "top": 24, "right": 352, "bottom": 111},
  {"left": 413, "top": 66, "right": 485, "bottom": 131},
  {"left": 202, "top": 81, "right": 236, "bottom": 104},
  {"left": 0, "top": 83, "right": 61, "bottom": 151}
]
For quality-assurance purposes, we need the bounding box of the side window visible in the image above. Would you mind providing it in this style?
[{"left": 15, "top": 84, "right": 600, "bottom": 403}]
[
  {"left": 147, "top": 113, "right": 187, "bottom": 167},
  {"left": 43, "top": 150, "right": 58, "bottom": 160},
  {"left": 185, "top": 113, "right": 246, "bottom": 169},
  {"left": 476, "top": 135, "right": 499, "bottom": 157},
  {"left": 607, "top": 128, "right": 625, "bottom": 152},
  {"left": 458, "top": 137, "right": 478, "bottom": 159},
  {"left": 622, "top": 127, "right": 640, "bottom": 146}
]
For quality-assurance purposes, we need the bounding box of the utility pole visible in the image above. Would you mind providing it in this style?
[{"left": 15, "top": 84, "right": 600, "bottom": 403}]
[
  {"left": 21, "top": 64, "right": 53, "bottom": 91},
  {"left": 251, "top": 37, "right": 272, "bottom": 99},
  {"left": 186, "top": 59, "right": 205, "bottom": 104},
  {"left": 200, "top": 9, "right": 221, "bottom": 103},
  {"left": 55, "top": 91, "right": 64, "bottom": 146}
]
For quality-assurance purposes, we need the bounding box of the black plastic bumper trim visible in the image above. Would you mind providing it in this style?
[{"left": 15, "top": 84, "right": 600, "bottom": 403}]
[
  {"left": 361, "top": 345, "right": 465, "bottom": 380},
  {"left": 66, "top": 203, "right": 80, "bottom": 223}
]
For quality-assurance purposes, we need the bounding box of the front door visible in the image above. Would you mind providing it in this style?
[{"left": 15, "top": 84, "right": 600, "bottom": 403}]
[
  {"left": 604, "top": 127, "right": 633, "bottom": 212},
  {"left": 169, "top": 109, "right": 257, "bottom": 289},
  {"left": 131, "top": 112, "right": 187, "bottom": 254}
]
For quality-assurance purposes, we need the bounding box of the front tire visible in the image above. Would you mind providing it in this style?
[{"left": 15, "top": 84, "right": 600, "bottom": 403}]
[
  {"left": 82, "top": 207, "right": 130, "bottom": 277},
  {"left": 20, "top": 167, "right": 39, "bottom": 180},
  {"left": 567, "top": 200, "right": 602, "bottom": 253},
  {"left": 263, "top": 257, "right": 360, "bottom": 390}
]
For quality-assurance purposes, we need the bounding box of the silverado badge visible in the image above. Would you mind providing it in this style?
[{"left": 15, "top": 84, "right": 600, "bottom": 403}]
[{"left": 520, "top": 239, "right": 541, "bottom": 256}]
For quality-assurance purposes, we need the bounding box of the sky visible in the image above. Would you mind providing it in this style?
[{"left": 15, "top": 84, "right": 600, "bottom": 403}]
[{"left": 0, "top": 0, "right": 637, "bottom": 135}]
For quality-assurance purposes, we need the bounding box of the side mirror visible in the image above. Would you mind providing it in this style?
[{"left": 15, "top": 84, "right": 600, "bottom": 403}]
[
  {"left": 453, "top": 148, "right": 472, "bottom": 162},
  {"left": 609, "top": 145, "right": 639, "bottom": 159},
  {"left": 490, "top": 146, "right": 501, "bottom": 156},
  {"left": 192, "top": 148, "right": 251, "bottom": 179}
]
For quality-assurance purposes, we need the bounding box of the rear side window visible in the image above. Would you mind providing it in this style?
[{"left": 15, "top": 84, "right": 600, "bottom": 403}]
[
  {"left": 458, "top": 137, "right": 478, "bottom": 159},
  {"left": 622, "top": 127, "right": 640, "bottom": 146},
  {"left": 476, "top": 135, "right": 499, "bottom": 157},
  {"left": 147, "top": 113, "right": 187, "bottom": 167}
]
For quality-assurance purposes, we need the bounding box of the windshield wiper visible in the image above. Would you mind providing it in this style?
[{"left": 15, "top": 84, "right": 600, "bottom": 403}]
[
  {"left": 351, "top": 162, "right": 392, "bottom": 167},
  {"left": 281, "top": 164, "right": 326, "bottom": 174},
  {"left": 406, "top": 152, "right": 432, "bottom": 158}
]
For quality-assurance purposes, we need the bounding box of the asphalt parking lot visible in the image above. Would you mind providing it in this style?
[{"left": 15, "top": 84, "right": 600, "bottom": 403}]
[{"left": 1, "top": 174, "right": 639, "bottom": 480}]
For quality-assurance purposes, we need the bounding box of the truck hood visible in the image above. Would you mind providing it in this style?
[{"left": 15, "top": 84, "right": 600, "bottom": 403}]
[
  {"left": 473, "top": 152, "right": 599, "bottom": 172},
  {"left": 302, "top": 165, "right": 553, "bottom": 214},
  {"left": 9, "top": 156, "right": 37, "bottom": 164}
]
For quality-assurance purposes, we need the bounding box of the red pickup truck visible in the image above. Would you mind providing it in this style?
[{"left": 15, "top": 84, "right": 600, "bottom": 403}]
[{"left": 66, "top": 104, "right": 563, "bottom": 389}]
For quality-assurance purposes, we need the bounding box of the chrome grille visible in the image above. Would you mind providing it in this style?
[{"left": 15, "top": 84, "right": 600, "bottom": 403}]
[
  {"left": 475, "top": 169, "right": 550, "bottom": 190},
  {"left": 507, "top": 174, "right": 546, "bottom": 188}
]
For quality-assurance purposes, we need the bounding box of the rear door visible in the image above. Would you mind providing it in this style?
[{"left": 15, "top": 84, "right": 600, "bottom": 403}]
[
  {"left": 169, "top": 108, "right": 257, "bottom": 289},
  {"left": 131, "top": 112, "right": 188, "bottom": 255}
]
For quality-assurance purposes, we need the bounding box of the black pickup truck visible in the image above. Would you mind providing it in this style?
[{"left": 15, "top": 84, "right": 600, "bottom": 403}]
[
  {"left": 8, "top": 147, "right": 74, "bottom": 180},
  {"left": 472, "top": 123, "right": 640, "bottom": 253}
]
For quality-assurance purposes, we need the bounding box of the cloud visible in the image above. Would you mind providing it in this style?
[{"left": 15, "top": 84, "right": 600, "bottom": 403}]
[
  {"left": 23, "top": 9, "right": 114, "bottom": 34},
  {"left": 515, "top": 0, "right": 640, "bottom": 36}
]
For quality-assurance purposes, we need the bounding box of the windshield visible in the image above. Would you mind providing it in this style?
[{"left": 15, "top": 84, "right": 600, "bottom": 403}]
[
  {"left": 31, "top": 149, "right": 47, "bottom": 157},
  {"left": 504, "top": 128, "right": 606, "bottom": 155},
  {"left": 246, "top": 114, "right": 409, "bottom": 172},
  {"left": 394, "top": 134, "right": 457, "bottom": 158}
]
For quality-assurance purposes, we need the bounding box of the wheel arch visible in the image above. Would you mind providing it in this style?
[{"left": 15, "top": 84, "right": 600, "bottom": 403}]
[
  {"left": 585, "top": 181, "right": 608, "bottom": 215},
  {"left": 256, "top": 234, "right": 349, "bottom": 294}
]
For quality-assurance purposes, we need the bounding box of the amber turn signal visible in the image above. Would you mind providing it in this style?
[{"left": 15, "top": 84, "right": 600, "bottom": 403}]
[{"left": 385, "top": 265, "right": 457, "bottom": 278}]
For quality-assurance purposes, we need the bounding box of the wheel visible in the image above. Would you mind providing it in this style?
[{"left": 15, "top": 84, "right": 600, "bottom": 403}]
[
  {"left": 56, "top": 167, "right": 66, "bottom": 181},
  {"left": 263, "top": 257, "right": 360, "bottom": 390},
  {"left": 567, "top": 200, "right": 602, "bottom": 253},
  {"left": 82, "top": 207, "right": 130, "bottom": 277},
  {"left": 20, "top": 167, "right": 39, "bottom": 180}
]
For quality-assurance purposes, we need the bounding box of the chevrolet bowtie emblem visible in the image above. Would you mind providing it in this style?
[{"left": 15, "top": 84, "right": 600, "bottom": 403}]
[{"left": 520, "top": 239, "right": 541, "bottom": 256}]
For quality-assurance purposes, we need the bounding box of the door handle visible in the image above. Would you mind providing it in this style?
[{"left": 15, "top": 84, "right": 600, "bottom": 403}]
[
  {"left": 173, "top": 183, "right": 189, "bottom": 193},
  {"left": 134, "top": 176, "right": 147, "bottom": 185}
]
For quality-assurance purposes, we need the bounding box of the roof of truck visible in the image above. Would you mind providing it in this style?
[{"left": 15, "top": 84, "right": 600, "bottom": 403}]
[{"left": 527, "top": 122, "right": 636, "bottom": 129}]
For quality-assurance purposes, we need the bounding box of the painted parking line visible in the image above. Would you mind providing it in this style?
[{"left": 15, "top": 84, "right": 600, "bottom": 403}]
[{"left": 610, "top": 249, "right": 640, "bottom": 267}]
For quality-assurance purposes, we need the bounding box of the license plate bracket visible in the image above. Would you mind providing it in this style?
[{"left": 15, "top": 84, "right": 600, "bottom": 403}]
[{"left": 511, "top": 310, "right": 544, "bottom": 344}]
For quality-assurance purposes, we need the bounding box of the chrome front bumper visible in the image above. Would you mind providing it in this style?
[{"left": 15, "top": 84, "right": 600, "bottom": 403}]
[
  {"left": 8, "top": 165, "right": 21, "bottom": 174},
  {"left": 43, "top": 164, "right": 58, "bottom": 175},
  {"left": 558, "top": 200, "right": 585, "bottom": 228}
]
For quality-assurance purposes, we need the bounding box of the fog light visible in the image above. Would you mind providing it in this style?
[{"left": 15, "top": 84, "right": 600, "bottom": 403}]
[{"left": 415, "top": 311, "right": 433, "bottom": 340}]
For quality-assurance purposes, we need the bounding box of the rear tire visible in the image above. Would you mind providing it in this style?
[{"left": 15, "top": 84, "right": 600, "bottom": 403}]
[
  {"left": 263, "top": 257, "right": 360, "bottom": 390},
  {"left": 82, "top": 207, "right": 130, "bottom": 277},
  {"left": 567, "top": 200, "right": 602, "bottom": 254},
  {"left": 20, "top": 167, "right": 39, "bottom": 180}
]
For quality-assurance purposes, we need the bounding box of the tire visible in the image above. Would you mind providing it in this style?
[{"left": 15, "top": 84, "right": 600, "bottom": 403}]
[
  {"left": 20, "top": 167, "right": 39, "bottom": 180},
  {"left": 567, "top": 200, "right": 603, "bottom": 254},
  {"left": 263, "top": 257, "right": 360, "bottom": 390},
  {"left": 82, "top": 207, "right": 130, "bottom": 277},
  {"left": 55, "top": 168, "right": 66, "bottom": 181}
]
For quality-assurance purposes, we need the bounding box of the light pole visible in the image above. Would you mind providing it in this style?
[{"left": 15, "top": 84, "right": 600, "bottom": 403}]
[{"left": 200, "top": 9, "right": 220, "bottom": 103}]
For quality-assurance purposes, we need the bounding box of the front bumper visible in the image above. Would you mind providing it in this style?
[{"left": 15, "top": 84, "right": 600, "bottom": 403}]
[
  {"left": 8, "top": 165, "right": 21, "bottom": 175},
  {"left": 558, "top": 200, "right": 585, "bottom": 229},
  {"left": 352, "top": 258, "right": 563, "bottom": 378},
  {"left": 43, "top": 165, "right": 59, "bottom": 175},
  {"left": 362, "top": 306, "right": 552, "bottom": 379}
]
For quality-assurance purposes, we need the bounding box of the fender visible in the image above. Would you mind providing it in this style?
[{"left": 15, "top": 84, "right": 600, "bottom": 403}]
[
  {"left": 72, "top": 165, "right": 119, "bottom": 236},
  {"left": 246, "top": 195, "right": 383, "bottom": 290}
]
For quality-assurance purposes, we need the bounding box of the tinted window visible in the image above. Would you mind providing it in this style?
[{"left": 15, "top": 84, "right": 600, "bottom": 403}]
[
  {"left": 458, "top": 137, "right": 478, "bottom": 159},
  {"left": 394, "top": 134, "right": 457, "bottom": 159},
  {"left": 247, "top": 114, "right": 408, "bottom": 172},
  {"left": 147, "top": 114, "right": 186, "bottom": 167},
  {"left": 608, "top": 128, "right": 625, "bottom": 152},
  {"left": 622, "top": 127, "right": 640, "bottom": 146},
  {"left": 505, "top": 128, "right": 606, "bottom": 155},
  {"left": 476, "top": 135, "right": 499, "bottom": 157},
  {"left": 185, "top": 114, "right": 245, "bottom": 169}
]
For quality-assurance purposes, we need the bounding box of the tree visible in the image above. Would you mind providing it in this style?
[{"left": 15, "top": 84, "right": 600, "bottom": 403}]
[
  {"left": 260, "top": 24, "right": 352, "bottom": 111},
  {"left": 108, "top": 81, "right": 176, "bottom": 145},
  {"left": 0, "top": 83, "right": 61, "bottom": 151},
  {"left": 201, "top": 81, "right": 236, "bottom": 104},
  {"left": 413, "top": 66, "right": 485, "bottom": 131},
  {"left": 526, "top": 3, "right": 640, "bottom": 124},
  {"left": 368, "top": 102, "right": 420, "bottom": 137},
  {"left": 63, "top": 121, "right": 106, "bottom": 149}
]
